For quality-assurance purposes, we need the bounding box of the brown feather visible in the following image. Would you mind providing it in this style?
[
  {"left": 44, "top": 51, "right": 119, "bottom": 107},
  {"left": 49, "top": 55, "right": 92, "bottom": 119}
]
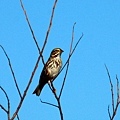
[{"left": 33, "top": 48, "right": 63, "bottom": 96}]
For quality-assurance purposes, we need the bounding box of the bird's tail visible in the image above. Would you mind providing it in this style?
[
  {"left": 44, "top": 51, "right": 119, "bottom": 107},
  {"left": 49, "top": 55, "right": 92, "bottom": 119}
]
[
  {"left": 33, "top": 85, "right": 41, "bottom": 96},
  {"left": 33, "top": 83, "right": 46, "bottom": 96}
]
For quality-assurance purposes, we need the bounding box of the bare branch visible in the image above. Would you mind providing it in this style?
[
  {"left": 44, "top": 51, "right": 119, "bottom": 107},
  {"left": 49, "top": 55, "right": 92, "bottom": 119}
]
[
  {"left": 11, "top": 0, "right": 59, "bottom": 119},
  {"left": 57, "top": 98, "right": 63, "bottom": 120},
  {"left": 47, "top": 81, "right": 64, "bottom": 120},
  {"left": 0, "top": 45, "right": 22, "bottom": 99},
  {"left": 41, "top": 0, "right": 58, "bottom": 53},
  {"left": 111, "top": 103, "right": 119, "bottom": 120},
  {"left": 47, "top": 24, "right": 83, "bottom": 120},
  {"left": 40, "top": 99, "right": 58, "bottom": 108},
  {"left": 10, "top": 55, "right": 41, "bottom": 120},
  {"left": 116, "top": 75, "right": 120, "bottom": 103},
  {"left": 70, "top": 33, "right": 84, "bottom": 58},
  {"left": 17, "top": 114, "right": 20, "bottom": 120},
  {"left": 0, "top": 86, "right": 10, "bottom": 119},
  {"left": 110, "top": 75, "right": 120, "bottom": 120},
  {"left": 61, "top": 33, "right": 83, "bottom": 74},
  {"left": 59, "top": 22, "right": 76, "bottom": 99},
  {"left": 0, "top": 104, "right": 8, "bottom": 113},
  {"left": 105, "top": 66, "right": 120, "bottom": 120},
  {"left": 44, "top": 25, "right": 83, "bottom": 120},
  {"left": 53, "top": 33, "right": 83, "bottom": 83},
  {"left": 105, "top": 64, "right": 114, "bottom": 112},
  {"left": 50, "top": 83, "right": 63, "bottom": 120},
  {"left": 19, "top": 0, "right": 45, "bottom": 65},
  {"left": 19, "top": 0, "right": 39, "bottom": 53},
  {"left": 108, "top": 105, "right": 112, "bottom": 120}
]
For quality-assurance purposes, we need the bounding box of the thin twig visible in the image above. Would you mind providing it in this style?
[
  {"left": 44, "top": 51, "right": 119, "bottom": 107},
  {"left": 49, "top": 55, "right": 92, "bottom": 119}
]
[
  {"left": 45, "top": 31, "right": 83, "bottom": 120},
  {"left": 50, "top": 24, "right": 82, "bottom": 120},
  {"left": 105, "top": 66, "right": 120, "bottom": 120},
  {"left": 42, "top": 26, "right": 83, "bottom": 120},
  {"left": 17, "top": 114, "right": 20, "bottom": 120},
  {"left": 69, "top": 33, "right": 84, "bottom": 58},
  {"left": 105, "top": 64, "right": 115, "bottom": 112},
  {"left": 108, "top": 105, "right": 112, "bottom": 120},
  {"left": 59, "top": 22, "right": 76, "bottom": 99},
  {"left": 0, "top": 104, "right": 8, "bottom": 113},
  {"left": 111, "top": 96, "right": 120, "bottom": 120},
  {"left": 19, "top": 0, "right": 45, "bottom": 65},
  {"left": 60, "top": 33, "right": 83, "bottom": 74},
  {"left": 50, "top": 83, "right": 64, "bottom": 120},
  {"left": 110, "top": 75, "right": 120, "bottom": 120},
  {"left": 40, "top": 99, "right": 58, "bottom": 108},
  {"left": 10, "top": 55, "right": 41, "bottom": 120},
  {"left": 0, "top": 86, "right": 10, "bottom": 119},
  {"left": 11, "top": 0, "right": 59, "bottom": 119},
  {"left": 41, "top": 0, "right": 58, "bottom": 53},
  {"left": 116, "top": 75, "right": 120, "bottom": 103},
  {"left": 57, "top": 98, "right": 63, "bottom": 120},
  {"left": 47, "top": 81, "right": 64, "bottom": 120},
  {"left": 53, "top": 33, "right": 83, "bottom": 82},
  {"left": 0, "top": 45, "right": 22, "bottom": 99},
  {"left": 19, "top": 0, "right": 39, "bottom": 53},
  {"left": 111, "top": 103, "right": 119, "bottom": 120}
]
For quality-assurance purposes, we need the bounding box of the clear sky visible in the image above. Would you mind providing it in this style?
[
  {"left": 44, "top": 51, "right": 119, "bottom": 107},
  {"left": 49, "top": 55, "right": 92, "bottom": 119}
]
[{"left": 0, "top": 0, "right": 120, "bottom": 120}]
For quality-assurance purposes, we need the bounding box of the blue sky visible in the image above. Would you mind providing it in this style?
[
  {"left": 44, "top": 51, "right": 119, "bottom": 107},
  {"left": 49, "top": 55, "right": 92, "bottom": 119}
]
[{"left": 0, "top": 0, "right": 120, "bottom": 120}]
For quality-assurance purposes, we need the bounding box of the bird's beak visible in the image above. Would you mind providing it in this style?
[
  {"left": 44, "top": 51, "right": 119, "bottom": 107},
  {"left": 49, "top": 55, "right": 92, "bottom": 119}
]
[{"left": 61, "top": 49, "right": 64, "bottom": 53}]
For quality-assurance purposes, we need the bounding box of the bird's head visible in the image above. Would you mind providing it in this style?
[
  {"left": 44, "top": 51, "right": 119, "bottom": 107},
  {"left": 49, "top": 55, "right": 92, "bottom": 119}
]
[{"left": 50, "top": 48, "right": 64, "bottom": 57}]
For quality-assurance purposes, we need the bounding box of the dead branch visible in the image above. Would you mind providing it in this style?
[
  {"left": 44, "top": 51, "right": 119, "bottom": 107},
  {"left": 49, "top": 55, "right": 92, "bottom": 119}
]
[
  {"left": 17, "top": 114, "right": 20, "bottom": 120},
  {"left": 105, "top": 65, "right": 120, "bottom": 120},
  {"left": 10, "top": 0, "right": 58, "bottom": 119},
  {"left": 41, "top": 23, "right": 83, "bottom": 120},
  {"left": 116, "top": 75, "right": 120, "bottom": 104},
  {"left": 19, "top": 0, "right": 40, "bottom": 53},
  {"left": 105, "top": 65, "right": 115, "bottom": 112},
  {"left": 41, "top": 0, "right": 58, "bottom": 53},
  {"left": 50, "top": 82, "right": 64, "bottom": 120},
  {"left": 19, "top": 0, "right": 45, "bottom": 65},
  {"left": 53, "top": 33, "right": 83, "bottom": 83},
  {"left": 10, "top": 55, "right": 40, "bottom": 120},
  {"left": 0, "top": 86, "right": 10, "bottom": 120},
  {"left": 59, "top": 22, "right": 76, "bottom": 99},
  {"left": 0, "top": 45, "right": 22, "bottom": 99},
  {"left": 40, "top": 99, "right": 58, "bottom": 108},
  {"left": 1, "top": 0, "right": 83, "bottom": 119},
  {"left": 0, "top": 104, "right": 8, "bottom": 113}
]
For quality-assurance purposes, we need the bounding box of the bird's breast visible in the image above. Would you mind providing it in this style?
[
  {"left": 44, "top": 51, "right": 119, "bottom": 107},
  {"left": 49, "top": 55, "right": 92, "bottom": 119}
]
[{"left": 46, "top": 58, "right": 62, "bottom": 78}]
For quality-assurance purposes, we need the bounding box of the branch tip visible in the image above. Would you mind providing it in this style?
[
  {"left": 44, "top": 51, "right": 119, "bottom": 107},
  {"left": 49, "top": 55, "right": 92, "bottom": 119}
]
[{"left": 0, "top": 45, "right": 22, "bottom": 99}]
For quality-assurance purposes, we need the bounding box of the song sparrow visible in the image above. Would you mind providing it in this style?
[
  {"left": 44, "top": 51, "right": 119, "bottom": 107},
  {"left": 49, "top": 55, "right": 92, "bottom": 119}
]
[{"left": 33, "top": 48, "right": 64, "bottom": 96}]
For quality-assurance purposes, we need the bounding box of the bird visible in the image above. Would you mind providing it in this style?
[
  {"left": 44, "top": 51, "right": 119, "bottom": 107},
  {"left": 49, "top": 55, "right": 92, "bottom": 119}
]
[{"left": 33, "top": 48, "right": 64, "bottom": 96}]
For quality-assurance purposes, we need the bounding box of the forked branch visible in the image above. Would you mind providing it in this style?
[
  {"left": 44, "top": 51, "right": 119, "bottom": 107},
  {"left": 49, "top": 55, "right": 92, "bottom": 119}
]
[
  {"left": 41, "top": 0, "right": 58, "bottom": 53},
  {"left": 59, "top": 22, "right": 76, "bottom": 99},
  {"left": 105, "top": 65, "right": 120, "bottom": 120},
  {"left": 19, "top": 0, "right": 45, "bottom": 65},
  {"left": 0, "top": 86, "right": 10, "bottom": 120},
  {"left": 0, "top": 45, "right": 22, "bottom": 99},
  {"left": 10, "top": 0, "right": 59, "bottom": 119},
  {"left": 41, "top": 23, "right": 83, "bottom": 120}
]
